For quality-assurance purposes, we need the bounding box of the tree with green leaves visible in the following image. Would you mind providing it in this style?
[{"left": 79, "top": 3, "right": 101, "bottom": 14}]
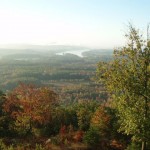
[{"left": 96, "top": 24, "right": 150, "bottom": 150}]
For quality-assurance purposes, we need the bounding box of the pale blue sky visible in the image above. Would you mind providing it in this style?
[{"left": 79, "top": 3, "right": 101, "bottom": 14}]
[{"left": 0, "top": 0, "right": 149, "bottom": 48}]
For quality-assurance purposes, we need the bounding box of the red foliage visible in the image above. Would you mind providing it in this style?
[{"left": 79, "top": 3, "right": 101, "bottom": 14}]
[
  {"left": 59, "top": 125, "right": 67, "bottom": 136},
  {"left": 3, "top": 83, "right": 58, "bottom": 128},
  {"left": 73, "top": 131, "right": 84, "bottom": 142},
  {"left": 110, "top": 140, "right": 125, "bottom": 150}
]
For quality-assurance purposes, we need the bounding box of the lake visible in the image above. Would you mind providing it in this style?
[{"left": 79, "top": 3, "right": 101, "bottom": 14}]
[{"left": 56, "top": 49, "right": 90, "bottom": 57}]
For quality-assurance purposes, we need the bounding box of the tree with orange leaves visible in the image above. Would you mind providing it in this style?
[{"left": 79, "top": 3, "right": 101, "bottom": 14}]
[
  {"left": 91, "top": 106, "right": 110, "bottom": 137},
  {"left": 3, "top": 83, "right": 58, "bottom": 136}
]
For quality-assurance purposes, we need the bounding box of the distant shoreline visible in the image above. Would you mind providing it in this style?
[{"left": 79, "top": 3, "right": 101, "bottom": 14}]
[{"left": 56, "top": 49, "right": 90, "bottom": 57}]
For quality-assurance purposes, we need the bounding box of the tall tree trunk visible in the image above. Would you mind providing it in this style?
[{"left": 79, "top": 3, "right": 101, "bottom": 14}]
[{"left": 141, "top": 141, "right": 146, "bottom": 150}]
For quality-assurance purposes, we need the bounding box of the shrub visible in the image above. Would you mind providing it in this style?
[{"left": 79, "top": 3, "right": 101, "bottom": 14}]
[
  {"left": 73, "top": 131, "right": 84, "bottom": 142},
  {"left": 0, "top": 139, "right": 6, "bottom": 150},
  {"left": 35, "top": 144, "right": 45, "bottom": 150},
  {"left": 51, "top": 136, "right": 61, "bottom": 145},
  {"left": 83, "top": 127, "right": 100, "bottom": 145},
  {"left": 126, "top": 142, "right": 141, "bottom": 150}
]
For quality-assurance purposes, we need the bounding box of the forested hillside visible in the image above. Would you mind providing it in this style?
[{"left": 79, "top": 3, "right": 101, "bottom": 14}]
[
  {"left": 0, "top": 48, "right": 116, "bottom": 150},
  {"left": 0, "top": 26, "right": 149, "bottom": 150},
  {"left": 0, "top": 48, "right": 112, "bottom": 104}
]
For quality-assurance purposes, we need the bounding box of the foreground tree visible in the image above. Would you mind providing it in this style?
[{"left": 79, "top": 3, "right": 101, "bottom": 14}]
[
  {"left": 91, "top": 106, "right": 110, "bottom": 137},
  {"left": 3, "top": 83, "right": 58, "bottom": 136},
  {"left": 96, "top": 25, "right": 150, "bottom": 150}
]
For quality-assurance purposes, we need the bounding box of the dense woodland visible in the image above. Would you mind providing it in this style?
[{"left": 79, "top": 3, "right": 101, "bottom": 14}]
[{"left": 0, "top": 26, "right": 149, "bottom": 150}]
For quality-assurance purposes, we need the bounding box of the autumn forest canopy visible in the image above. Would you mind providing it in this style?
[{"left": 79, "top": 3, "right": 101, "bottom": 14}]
[{"left": 0, "top": 25, "right": 150, "bottom": 150}]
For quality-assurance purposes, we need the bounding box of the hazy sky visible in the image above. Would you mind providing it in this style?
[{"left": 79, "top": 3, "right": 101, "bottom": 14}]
[{"left": 0, "top": 0, "right": 149, "bottom": 48}]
